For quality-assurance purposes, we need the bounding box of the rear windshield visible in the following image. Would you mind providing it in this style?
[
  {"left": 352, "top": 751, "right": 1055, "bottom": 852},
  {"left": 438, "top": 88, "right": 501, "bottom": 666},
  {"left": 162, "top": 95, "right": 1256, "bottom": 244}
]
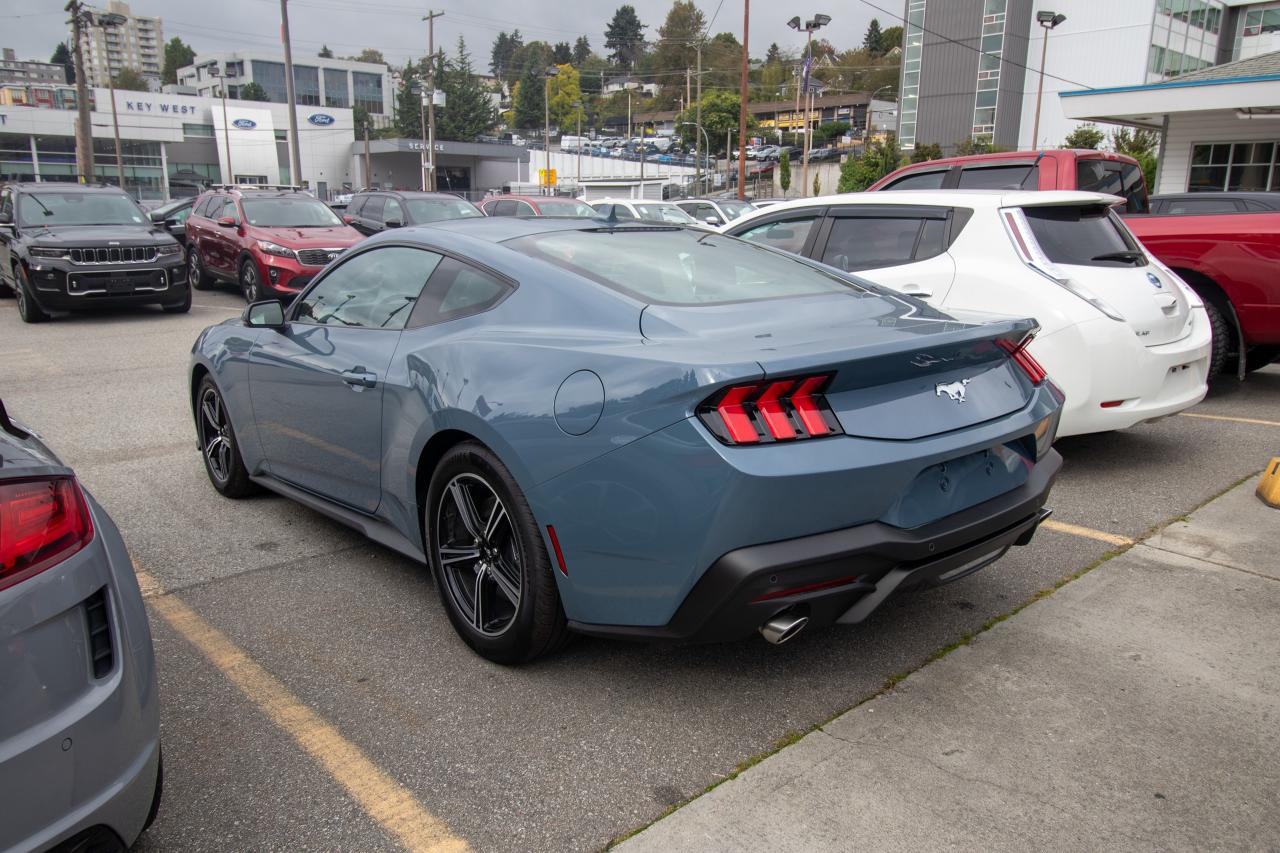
[
  {"left": 242, "top": 197, "right": 343, "bottom": 227},
  {"left": 1023, "top": 205, "right": 1145, "bottom": 268},
  {"left": 632, "top": 203, "right": 697, "bottom": 224},
  {"left": 957, "top": 164, "right": 1038, "bottom": 189},
  {"left": 17, "top": 192, "right": 145, "bottom": 227},
  {"left": 405, "top": 197, "right": 484, "bottom": 222},
  {"left": 506, "top": 228, "right": 860, "bottom": 305},
  {"left": 536, "top": 199, "right": 596, "bottom": 217}
]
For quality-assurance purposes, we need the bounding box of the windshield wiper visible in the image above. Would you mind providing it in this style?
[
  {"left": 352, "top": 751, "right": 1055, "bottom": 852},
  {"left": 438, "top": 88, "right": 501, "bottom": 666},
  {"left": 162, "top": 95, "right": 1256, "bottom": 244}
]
[
  {"left": 28, "top": 195, "right": 55, "bottom": 218},
  {"left": 1091, "top": 250, "right": 1145, "bottom": 263}
]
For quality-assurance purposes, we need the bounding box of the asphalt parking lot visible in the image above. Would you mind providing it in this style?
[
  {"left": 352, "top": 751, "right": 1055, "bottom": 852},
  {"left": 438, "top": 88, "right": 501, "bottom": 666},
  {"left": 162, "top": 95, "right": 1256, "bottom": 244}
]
[{"left": 2, "top": 289, "right": 1277, "bottom": 853}]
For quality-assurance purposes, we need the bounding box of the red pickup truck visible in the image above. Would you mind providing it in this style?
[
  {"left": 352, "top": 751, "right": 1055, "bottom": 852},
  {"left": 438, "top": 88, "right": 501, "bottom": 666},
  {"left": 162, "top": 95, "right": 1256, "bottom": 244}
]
[{"left": 871, "top": 149, "right": 1279, "bottom": 375}]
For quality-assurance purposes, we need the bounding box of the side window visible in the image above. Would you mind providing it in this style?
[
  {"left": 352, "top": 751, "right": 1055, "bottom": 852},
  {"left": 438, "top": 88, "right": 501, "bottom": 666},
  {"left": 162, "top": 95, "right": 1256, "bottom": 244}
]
[
  {"left": 491, "top": 200, "right": 517, "bottom": 216},
  {"left": 170, "top": 203, "right": 193, "bottom": 224},
  {"left": 734, "top": 216, "right": 817, "bottom": 254},
  {"left": 821, "top": 216, "right": 926, "bottom": 271},
  {"left": 363, "top": 196, "right": 386, "bottom": 223},
  {"left": 883, "top": 170, "right": 947, "bottom": 191},
  {"left": 1076, "top": 160, "right": 1124, "bottom": 196},
  {"left": 0, "top": 189, "right": 12, "bottom": 221},
  {"left": 675, "top": 202, "right": 695, "bottom": 215},
  {"left": 591, "top": 203, "right": 612, "bottom": 217},
  {"left": 1166, "top": 198, "right": 1241, "bottom": 214},
  {"left": 696, "top": 203, "right": 720, "bottom": 223},
  {"left": 219, "top": 199, "right": 239, "bottom": 222},
  {"left": 295, "top": 246, "right": 443, "bottom": 330},
  {"left": 1118, "top": 163, "right": 1149, "bottom": 213},
  {"left": 408, "top": 257, "right": 513, "bottom": 327},
  {"left": 194, "top": 195, "right": 217, "bottom": 217},
  {"left": 613, "top": 205, "right": 637, "bottom": 220},
  {"left": 957, "top": 165, "right": 1037, "bottom": 189},
  {"left": 515, "top": 201, "right": 536, "bottom": 216},
  {"left": 384, "top": 197, "right": 405, "bottom": 224},
  {"left": 346, "top": 196, "right": 366, "bottom": 217}
]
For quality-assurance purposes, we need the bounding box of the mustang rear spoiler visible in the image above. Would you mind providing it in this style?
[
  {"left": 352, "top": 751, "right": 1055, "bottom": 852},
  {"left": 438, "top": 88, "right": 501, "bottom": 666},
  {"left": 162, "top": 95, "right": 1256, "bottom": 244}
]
[{"left": 0, "top": 398, "right": 30, "bottom": 439}]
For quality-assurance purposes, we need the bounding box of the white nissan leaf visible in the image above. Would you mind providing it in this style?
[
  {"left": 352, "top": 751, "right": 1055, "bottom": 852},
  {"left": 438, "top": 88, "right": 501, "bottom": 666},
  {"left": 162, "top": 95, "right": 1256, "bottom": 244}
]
[{"left": 724, "top": 190, "right": 1212, "bottom": 438}]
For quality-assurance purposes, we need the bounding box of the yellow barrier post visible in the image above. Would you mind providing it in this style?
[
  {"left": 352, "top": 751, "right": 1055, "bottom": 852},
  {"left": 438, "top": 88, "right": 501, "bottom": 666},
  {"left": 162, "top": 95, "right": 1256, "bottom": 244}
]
[{"left": 1258, "top": 457, "right": 1280, "bottom": 508}]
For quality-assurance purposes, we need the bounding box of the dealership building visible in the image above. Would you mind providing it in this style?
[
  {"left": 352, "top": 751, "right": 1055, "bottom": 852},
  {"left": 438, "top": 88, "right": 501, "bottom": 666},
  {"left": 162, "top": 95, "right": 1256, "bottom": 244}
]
[{"left": 0, "top": 87, "right": 358, "bottom": 200}]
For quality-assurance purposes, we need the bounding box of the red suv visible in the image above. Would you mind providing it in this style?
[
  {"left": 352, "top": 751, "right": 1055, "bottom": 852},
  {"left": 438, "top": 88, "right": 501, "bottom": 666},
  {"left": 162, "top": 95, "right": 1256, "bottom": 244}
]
[
  {"left": 185, "top": 187, "right": 363, "bottom": 302},
  {"left": 477, "top": 194, "right": 596, "bottom": 218}
]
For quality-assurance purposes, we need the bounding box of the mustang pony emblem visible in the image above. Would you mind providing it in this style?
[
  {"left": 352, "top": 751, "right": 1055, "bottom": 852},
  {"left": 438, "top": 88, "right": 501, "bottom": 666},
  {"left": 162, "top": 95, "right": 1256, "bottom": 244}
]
[{"left": 935, "top": 379, "right": 971, "bottom": 403}]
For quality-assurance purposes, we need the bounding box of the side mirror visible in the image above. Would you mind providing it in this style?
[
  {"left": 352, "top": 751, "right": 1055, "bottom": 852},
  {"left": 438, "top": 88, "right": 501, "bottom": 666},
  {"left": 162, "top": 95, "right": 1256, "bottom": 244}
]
[
  {"left": 342, "top": 214, "right": 355, "bottom": 224},
  {"left": 148, "top": 210, "right": 164, "bottom": 222},
  {"left": 164, "top": 217, "right": 181, "bottom": 229},
  {"left": 384, "top": 219, "right": 403, "bottom": 229},
  {"left": 244, "top": 299, "right": 285, "bottom": 329},
  {"left": 217, "top": 216, "right": 237, "bottom": 228},
  {"left": 705, "top": 216, "right": 721, "bottom": 225}
]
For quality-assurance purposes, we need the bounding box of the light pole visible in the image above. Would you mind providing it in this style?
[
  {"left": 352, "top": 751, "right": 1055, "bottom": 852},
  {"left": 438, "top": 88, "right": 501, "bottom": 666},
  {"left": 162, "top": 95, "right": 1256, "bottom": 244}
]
[
  {"left": 737, "top": 0, "right": 749, "bottom": 201},
  {"left": 208, "top": 66, "right": 234, "bottom": 184},
  {"left": 423, "top": 10, "right": 444, "bottom": 191},
  {"left": 864, "top": 84, "right": 896, "bottom": 149},
  {"left": 788, "top": 13, "right": 831, "bottom": 198},
  {"left": 64, "top": 1, "right": 93, "bottom": 184},
  {"left": 543, "top": 65, "right": 559, "bottom": 195},
  {"left": 1032, "top": 11, "right": 1066, "bottom": 150},
  {"left": 572, "top": 99, "right": 583, "bottom": 188},
  {"left": 77, "top": 9, "right": 128, "bottom": 191},
  {"left": 681, "top": 120, "right": 710, "bottom": 193}
]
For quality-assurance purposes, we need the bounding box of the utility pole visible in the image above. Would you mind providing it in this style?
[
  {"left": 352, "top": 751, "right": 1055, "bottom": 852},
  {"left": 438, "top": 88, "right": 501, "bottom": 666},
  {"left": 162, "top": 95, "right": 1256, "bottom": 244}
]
[
  {"left": 737, "top": 0, "right": 749, "bottom": 200},
  {"left": 65, "top": 1, "right": 93, "bottom": 184},
  {"left": 418, "top": 82, "right": 428, "bottom": 190},
  {"left": 104, "top": 42, "right": 125, "bottom": 191},
  {"left": 695, "top": 40, "right": 703, "bottom": 193},
  {"left": 279, "top": 0, "right": 302, "bottom": 187},
  {"left": 424, "top": 10, "right": 444, "bottom": 191},
  {"left": 363, "top": 125, "right": 372, "bottom": 189}
]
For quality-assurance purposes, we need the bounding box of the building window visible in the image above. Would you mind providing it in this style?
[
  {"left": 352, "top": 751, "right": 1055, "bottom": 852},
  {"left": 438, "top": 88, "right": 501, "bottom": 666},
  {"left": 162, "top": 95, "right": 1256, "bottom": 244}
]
[
  {"left": 293, "top": 64, "right": 321, "bottom": 106},
  {"left": 250, "top": 59, "right": 288, "bottom": 102},
  {"left": 1188, "top": 142, "right": 1280, "bottom": 191},
  {"left": 352, "top": 71, "right": 384, "bottom": 115},
  {"left": 898, "top": 0, "right": 926, "bottom": 150},
  {"left": 324, "top": 68, "right": 349, "bottom": 108},
  {"left": 971, "top": 0, "right": 1005, "bottom": 146},
  {"left": 183, "top": 123, "right": 215, "bottom": 138}
]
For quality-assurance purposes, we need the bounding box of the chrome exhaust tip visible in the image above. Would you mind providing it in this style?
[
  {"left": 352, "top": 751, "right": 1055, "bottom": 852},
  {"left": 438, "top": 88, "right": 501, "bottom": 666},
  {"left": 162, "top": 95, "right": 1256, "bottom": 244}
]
[{"left": 759, "top": 610, "right": 810, "bottom": 645}]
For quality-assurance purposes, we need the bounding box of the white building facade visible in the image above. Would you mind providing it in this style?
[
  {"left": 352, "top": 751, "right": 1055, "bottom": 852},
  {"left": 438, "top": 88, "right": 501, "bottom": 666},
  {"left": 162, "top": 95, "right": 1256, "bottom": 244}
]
[{"left": 0, "top": 88, "right": 356, "bottom": 201}]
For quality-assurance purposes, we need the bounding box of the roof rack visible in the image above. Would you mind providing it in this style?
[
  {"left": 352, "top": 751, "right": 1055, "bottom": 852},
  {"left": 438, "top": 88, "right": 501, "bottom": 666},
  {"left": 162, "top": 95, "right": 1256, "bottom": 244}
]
[{"left": 208, "top": 184, "right": 306, "bottom": 192}]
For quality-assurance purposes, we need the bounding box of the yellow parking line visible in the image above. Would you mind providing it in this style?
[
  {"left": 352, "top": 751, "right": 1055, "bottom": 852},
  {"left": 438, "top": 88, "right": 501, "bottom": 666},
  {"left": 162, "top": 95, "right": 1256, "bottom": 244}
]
[
  {"left": 1040, "top": 519, "right": 1134, "bottom": 547},
  {"left": 1180, "top": 412, "right": 1280, "bottom": 428},
  {"left": 134, "top": 565, "right": 471, "bottom": 853}
]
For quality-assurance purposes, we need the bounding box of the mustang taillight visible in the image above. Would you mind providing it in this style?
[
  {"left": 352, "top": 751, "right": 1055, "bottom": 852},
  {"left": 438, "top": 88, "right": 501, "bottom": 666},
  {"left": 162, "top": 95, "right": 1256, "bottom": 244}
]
[
  {"left": 997, "top": 337, "right": 1047, "bottom": 385},
  {"left": 0, "top": 477, "right": 95, "bottom": 592},
  {"left": 697, "top": 374, "right": 842, "bottom": 445}
]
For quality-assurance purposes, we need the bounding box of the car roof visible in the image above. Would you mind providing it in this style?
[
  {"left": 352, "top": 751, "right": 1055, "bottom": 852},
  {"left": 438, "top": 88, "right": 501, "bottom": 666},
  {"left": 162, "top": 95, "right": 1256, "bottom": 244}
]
[
  {"left": 9, "top": 183, "right": 128, "bottom": 195},
  {"left": 733, "top": 189, "right": 1121, "bottom": 218},
  {"left": 897, "top": 149, "right": 1138, "bottom": 167},
  {"left": 592, "top": 198, "right": 677, "bottom": 205},
  {"left": 358, "top": 190, "right": 469, "bottom": 200}
]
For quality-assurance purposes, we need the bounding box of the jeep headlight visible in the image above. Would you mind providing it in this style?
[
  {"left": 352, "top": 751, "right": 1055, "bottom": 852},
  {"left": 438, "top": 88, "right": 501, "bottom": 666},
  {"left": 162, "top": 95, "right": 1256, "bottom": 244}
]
[
  {"left": 155, "top": 242, "right": 182, "bottom": 257},
  {"left": 29, "top": 247, "right": 68, "bottom": 260},
  {"left": 256, "top": 240, "right": 295, "bottom": 259}
]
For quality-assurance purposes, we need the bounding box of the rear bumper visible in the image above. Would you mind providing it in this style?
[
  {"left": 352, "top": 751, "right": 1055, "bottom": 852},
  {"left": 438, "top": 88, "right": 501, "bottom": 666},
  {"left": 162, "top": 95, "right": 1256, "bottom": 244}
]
[{"left": 569, "top": 449, "right": 1061, "bottom": 643}]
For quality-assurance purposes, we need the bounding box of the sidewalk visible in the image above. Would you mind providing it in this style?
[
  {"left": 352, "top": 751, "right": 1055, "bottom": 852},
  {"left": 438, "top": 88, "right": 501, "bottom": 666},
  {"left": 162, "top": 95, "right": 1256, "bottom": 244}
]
[{"left": 618, "top": 481, "right": 1280, "bottom": 852}]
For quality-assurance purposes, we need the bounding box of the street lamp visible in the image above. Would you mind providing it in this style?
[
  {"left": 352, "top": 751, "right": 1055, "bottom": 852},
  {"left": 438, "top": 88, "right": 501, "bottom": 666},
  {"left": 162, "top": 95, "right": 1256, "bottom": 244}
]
[
  {"left": 788, "top": 12, "right": 831, "bottom": 197},
  {"left": 543, "top": 65, "right": 559, "bottom": 195},
  {"left": 207, "top": 65, "right": 234, "bottom": 186},
  {"left": 681, "top": 120, "right": 710, "bottom": 188},
  {"left": 864, "top": 84, "right": 897, "bottom": 148},
  {"left": 83, "top": 10, "right": 128, "bottom": 192},
  {"left": 1031, "top": 11, "right": 1066, "bottom": 150}
]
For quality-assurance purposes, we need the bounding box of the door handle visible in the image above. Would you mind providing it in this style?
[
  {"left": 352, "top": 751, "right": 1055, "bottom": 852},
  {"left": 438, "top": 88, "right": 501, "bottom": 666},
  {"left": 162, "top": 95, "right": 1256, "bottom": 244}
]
[
  {"left": 341, "top": 368, "right": 377, "bottom": 389},
  {"left": 900, "top": 283, "right": 934, "bottom": 298}
]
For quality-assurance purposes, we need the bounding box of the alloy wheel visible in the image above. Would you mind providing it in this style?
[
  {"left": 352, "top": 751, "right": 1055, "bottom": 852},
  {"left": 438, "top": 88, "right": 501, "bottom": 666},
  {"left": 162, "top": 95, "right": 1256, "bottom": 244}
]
[
  {"left": 436, "top": 473, "right": 523, "bottom": 637},
  {"left": 188, "top": 251, "right": 200, "bottom": 282},
  {"left": 241, "top": 263, "right": 260, "bottom": 303},
  {"left": 14, "top": 278, "right": 27, "bottom": 316},
  {"left": 198, "top": 387, "right": 233, "bottom": 483}
]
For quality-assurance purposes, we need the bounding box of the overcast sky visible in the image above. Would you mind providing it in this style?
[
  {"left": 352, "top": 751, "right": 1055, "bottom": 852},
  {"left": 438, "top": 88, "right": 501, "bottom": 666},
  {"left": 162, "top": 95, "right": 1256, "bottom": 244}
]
[{"left": 5, "top": 0, "right": 882, "bottom": 71}]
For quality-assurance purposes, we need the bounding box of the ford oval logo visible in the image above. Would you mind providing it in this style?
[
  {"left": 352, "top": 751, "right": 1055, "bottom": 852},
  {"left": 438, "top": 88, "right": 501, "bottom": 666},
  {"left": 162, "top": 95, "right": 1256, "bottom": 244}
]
[
  {"left": 307, "top": 113, "right": 335, "bottom": 126},
  {"left": 232, "top": 118, "right": 257, "bottom": 129}
]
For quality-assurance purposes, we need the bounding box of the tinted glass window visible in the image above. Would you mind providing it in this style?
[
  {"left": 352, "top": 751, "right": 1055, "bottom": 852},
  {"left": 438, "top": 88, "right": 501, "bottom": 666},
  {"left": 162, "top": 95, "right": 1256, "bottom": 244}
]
[
  {"left": 362, "top": 196, "right": 385, "bottom": 222},
  {"left": 883, "top": 170, "right": 947, "bottom": 190},
  {"left": 614, "top": 205, "right": 637, "bottom": 220},
  {"left": 383, "top": 197, "right": 405, "bottom": 224},
  {"left": 404, "top": 197, "right": 483, "bottom": 222},
  {"left": 194, "top": 195, "right": 217, "bottom": 217},
  {"left": 508, "top": 229, "right": 860, "bottom": 305},
  {"left": 408, "top": 257, "right": 512, "bottom": 327},
  {"left": 1022, "top": 205, "right": 1141, "bottom": 268},
  {"left": 346, "top": 196, "right": 366, "bottom": 217},
  {"left": 241, "top": 197, "right": 342, "bottom": 227},
  {"left": 822, "top": 216, "right": 925, "bottom": 271},
  {"left": 590, "top": 204, "right": 612, "bottom": 217},
  {"left": 1165, "top": 198, "right": 1240, "bottom": 214},
  {"left": 219, "top": 199, "right": 239, "bottom": 221},
  {"left": 295, "top": 246, "right": 442, "bottom": 329},
  {"left": 515, "top": 201, "right": 537, "bottom": 215},
  {"left": 535, "top": 199, "right": 595, "bottom": 217},
  {"left": 719, "top": 201, "right": 754, "bottom": 220},
  {"left": 0, "top": 190, "right": 12, "bottom": 221},
  {"left": 633, "top": 203, "right": 697, "bottom": 224},
  {"left": 489, "top": 200, "right": 517, "bottom": 216},
  {"left": 734, "top": 216, "right": 817, "bottom": 254},
  {"left": 1119, "top": 163, "right": 1149, "bottom": 212},
  {"left": 957, "top": 165, "right": 1037, "bottom": 189}
]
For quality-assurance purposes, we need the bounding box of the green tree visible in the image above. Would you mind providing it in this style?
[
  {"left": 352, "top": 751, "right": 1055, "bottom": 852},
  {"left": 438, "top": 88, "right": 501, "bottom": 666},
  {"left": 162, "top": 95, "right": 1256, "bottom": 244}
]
[
  {"left": 490, "top": 31, "right": 524, "bottom": 80},
  {"left": 353, "top": 104, "right": 373, "bottom": 139},
  {"left": 111, "top": 67, "right": 150, "bottom": 92},
  {"left": 653, "top": 0, "right": 706, "bottom": 106},
  {"left": 813, "top": 172, "right": 821, "bottom": 197},
  {"left": 513, "top": 63, "right": 546, "bottom": 130},
  {"left": 605, "top": 5, "right": 647, "bottom": 70},
  {"left": 954, "top": 136, "right": 1006, "bottom": 155},
  {"left": 674, "top": 90, "right": 755, "bottom": 154},
  {"left": 765, "top": 42, "right": 782, "bottom": 64},
  {"left": 438, "top": 37, "right": 500, "bottom": 141},
  {"left": 863, "top": 19, "right": 884, "bottom": 55},
  {"left": 553, "top": 42, "right": 573, "bottom": 64},
  {"left": 1111, "top": 127, "right": 1160, "bottom": 192},
  {"left": 352, "top": 48, "right": 386, "bottom": 64},
  {"left": 546, "top": 63, "right": 584, "bottom": 130},
  {"left": 51, "top": 42, "right": 74, "bottom": 83},
  {"left": 318, "top": 44, "right": 334, "bottom": 58},
  {"left": 814, "top": 121, "right": 849, "bottom": 144},
  {"left": 572, "top": 36, "right": 592, "bottom": 66},
  {"left": 1063, "top": 123, "right": 1105, "bottom": 149},
  {"left": 779, "top": 148, "right": 791, "bottom": 193},
  {"left": 910, "top": 142, "right": 944, "bottom": 162},
  {"left": 161, "top": 37, "right": 196, "bottom": 85},
  {"left": 394, "top": 62, "right": 423, "bottom": 137},
  {"left": 839, "top": 133, "right": 902, "bottom": 192},
  {"left": 880, "top": 26, "right": 903, "bottom": 53},
  {"left": 238, "top": 80, "right": 268, "bottom": 101}
]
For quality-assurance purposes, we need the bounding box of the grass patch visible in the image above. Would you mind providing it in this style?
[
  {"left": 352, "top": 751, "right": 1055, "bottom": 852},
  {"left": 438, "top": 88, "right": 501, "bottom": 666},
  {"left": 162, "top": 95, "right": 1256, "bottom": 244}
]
[{"left": 601, "top": 470, "right": 1262, "bottom": 851}]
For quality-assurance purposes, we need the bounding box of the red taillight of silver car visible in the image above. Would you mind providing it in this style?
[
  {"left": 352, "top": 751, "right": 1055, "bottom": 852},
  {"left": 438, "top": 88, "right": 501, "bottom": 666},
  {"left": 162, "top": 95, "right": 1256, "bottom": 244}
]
[
  {"left": 697, "top": 374, "right": 843, "bottom": 445},
  {"left": 0, "top": 477, "right": 95, "bottom": 592}
]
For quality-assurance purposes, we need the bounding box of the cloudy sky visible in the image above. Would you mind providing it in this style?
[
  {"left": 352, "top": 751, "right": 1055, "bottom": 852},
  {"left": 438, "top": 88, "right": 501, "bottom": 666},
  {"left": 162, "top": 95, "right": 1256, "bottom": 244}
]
[{"left": 6, "top": 0, "right": 882, "bottom": 70}]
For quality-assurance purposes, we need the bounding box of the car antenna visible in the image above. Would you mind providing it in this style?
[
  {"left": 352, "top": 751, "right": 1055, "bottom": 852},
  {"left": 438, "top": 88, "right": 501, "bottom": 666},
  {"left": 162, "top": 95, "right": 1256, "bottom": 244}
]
[
  {"left": 1018, "top": 151, "right": 1046, "bottom": 190},
  {"left": 604, "top": 205, "right": 619, "bottom": 230}
]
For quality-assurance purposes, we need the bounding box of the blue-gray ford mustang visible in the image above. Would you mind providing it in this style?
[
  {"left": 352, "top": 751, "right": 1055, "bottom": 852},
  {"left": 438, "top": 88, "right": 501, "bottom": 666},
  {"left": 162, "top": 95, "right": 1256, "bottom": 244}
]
[{"left": 189, "top": 217, "right": 1063, "bottom": 663}]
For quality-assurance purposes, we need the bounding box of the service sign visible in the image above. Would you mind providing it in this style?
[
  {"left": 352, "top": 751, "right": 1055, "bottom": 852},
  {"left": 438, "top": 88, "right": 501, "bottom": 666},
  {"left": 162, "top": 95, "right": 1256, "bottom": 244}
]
[
  {"left": 307, "top": 113, "right": 336, "bottom": 126},
  {"left": 232, "top": 118, "right": 257, "bottom": 129}
]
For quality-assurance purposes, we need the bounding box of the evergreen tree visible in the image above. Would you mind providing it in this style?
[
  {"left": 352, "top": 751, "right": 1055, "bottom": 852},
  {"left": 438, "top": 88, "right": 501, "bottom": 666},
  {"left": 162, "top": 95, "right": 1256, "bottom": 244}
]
[
  {"left": 880, "top": 26, "right": 903, "bottom": 52},
  {"left": 605, "top": 5, "right": 647, "bottom": 70},
  {"left": 490, "top": 30, "right": 524, "bottom": 81},
  {"left": 553, "top": 42, "right": 573, "bottom": 64},
  {"left": 910, "top": 142, "right": 943, "bottom": 163},
  {"left": 653, "top": 0, "right": 705, "bottom": 107},
  {"left": 513, "top": 63, "right": 545, "bottom": 131},
  {"left": 111, "top": 67, "right": 150, "bottom": 92},
  {"left": 765, "top": 42, "right": 782, "bottom": 65},
  {"left": 318, "top": 45, "right": 334, "bottom": 58},
  {"left": 839, "top": 133, "right": 901, "bottom": 192},
  {"left": 161, "top": 37, "right": 196, "bottom": 85},
  {"left": 394, "top": 62, "right": 424, "bottom": 138},
  {"left": 779, "top": 149, "right": 791, "bottom": 193},
  {"left": 352, "top": 48, "right": 386, "bottom": 64},
  {"left": 51, "top": 42, "right": 74, "bottom": 83},
  {"left": 238, "top": 81, "right": 268, "bottom": 101},
  {"left": 863, "top": 19, "right": 884, "bottom": 56},
  {"left": 573, "top": 36, "right": 592, "bottom": 66},
  {"left": 438, "top": 37, "right": 500, "bottom": 141},
  {"left": 1063, "top": 123, "right": 1105, "bottom": 149}
]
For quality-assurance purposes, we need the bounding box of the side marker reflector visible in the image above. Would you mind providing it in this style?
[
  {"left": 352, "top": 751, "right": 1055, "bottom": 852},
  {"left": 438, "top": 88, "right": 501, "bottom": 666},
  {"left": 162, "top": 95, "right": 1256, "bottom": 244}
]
[{"left": 546, "top": 525, "right": 568, "bottom": 576}]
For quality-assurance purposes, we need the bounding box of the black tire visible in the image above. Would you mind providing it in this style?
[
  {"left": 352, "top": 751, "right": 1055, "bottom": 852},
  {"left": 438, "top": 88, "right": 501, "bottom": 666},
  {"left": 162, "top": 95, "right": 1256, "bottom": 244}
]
[
  {"left": 14, "top": 265, "right": 49, "bottom": 324},
  {"left": 239, "top": 258, "right": 262, "bottom": 304},
  {"left": 1243, "top": 345, "right": 1279, "bottom": 373},
  {"left": 143, "top": 745, "right": 163, "bottom": 832},
  {"left": 195, "top": 376, "right": 258, "bottom": 498},
  {"left": 426, "top": 442, "right": 571, "bottom": 664},
  {"left": 1203, "top": 299, "right": 1232, "bottom": 378},
  {"left": 162, "top": 284, "right": 192, "bottom": 314},
  {"left": 187, "top": 247, "right": 212, "bottom": 291}
]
